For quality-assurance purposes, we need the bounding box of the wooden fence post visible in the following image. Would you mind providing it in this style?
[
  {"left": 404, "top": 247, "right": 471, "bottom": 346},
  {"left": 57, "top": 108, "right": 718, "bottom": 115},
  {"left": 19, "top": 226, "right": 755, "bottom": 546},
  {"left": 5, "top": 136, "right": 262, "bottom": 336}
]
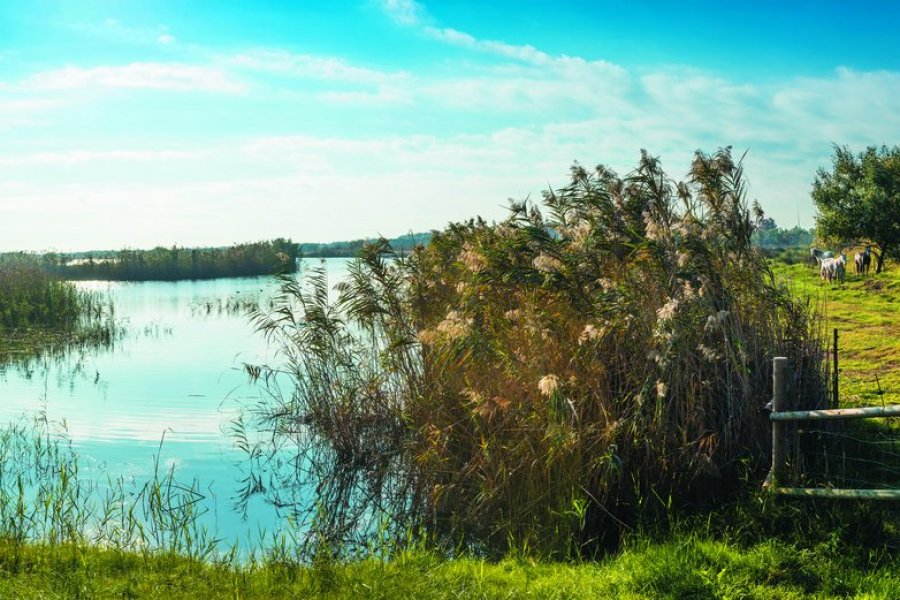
[
  {"left": 832, "top": 329, "right": 839, "bottom": 408},
  {"left": 767, "top": 356, "right": 791, "bottom": 488}
]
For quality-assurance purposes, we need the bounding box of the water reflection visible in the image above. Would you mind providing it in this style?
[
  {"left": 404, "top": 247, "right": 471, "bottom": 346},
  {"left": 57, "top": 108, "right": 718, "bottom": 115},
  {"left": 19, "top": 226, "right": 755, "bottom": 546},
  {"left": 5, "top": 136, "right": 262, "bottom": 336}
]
[{"left": 0, "top": 258, "right": 352, "bottom": 544}]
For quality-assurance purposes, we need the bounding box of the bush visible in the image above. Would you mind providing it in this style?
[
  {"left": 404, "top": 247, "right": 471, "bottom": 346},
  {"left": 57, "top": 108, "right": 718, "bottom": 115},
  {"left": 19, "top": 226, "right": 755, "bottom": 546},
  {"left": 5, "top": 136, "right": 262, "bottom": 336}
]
[{"left": 242, "top": 148, "right": 827, "bottom": 558}]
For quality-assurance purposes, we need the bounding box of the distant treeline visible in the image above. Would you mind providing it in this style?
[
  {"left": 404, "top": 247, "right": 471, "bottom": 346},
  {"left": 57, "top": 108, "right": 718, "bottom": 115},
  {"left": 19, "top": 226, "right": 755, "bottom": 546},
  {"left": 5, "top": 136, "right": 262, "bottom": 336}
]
[
  {"left": 300, "top": 232, "right": 432, "bottom": 258},
  {"left": 46, "top": 239, "right": 300, "bottom": 281},
  {"left": 752, "top": 222, "right": 815, "bottom": 248}
]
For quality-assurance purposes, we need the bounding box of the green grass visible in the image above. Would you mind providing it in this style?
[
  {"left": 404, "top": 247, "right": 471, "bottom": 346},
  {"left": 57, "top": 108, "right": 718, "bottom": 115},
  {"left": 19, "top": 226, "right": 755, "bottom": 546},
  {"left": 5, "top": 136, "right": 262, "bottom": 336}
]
[
  {"left": 0, "top": 536, "right": 896, "bottom": 599},
  {"left": 770, "top": 261, "right": 900, "bottom": 407}
]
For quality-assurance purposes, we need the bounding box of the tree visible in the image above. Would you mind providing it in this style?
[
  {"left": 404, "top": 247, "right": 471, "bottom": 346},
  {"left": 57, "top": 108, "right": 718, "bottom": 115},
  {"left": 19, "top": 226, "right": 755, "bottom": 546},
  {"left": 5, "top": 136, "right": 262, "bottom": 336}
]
[
  {"left": 812, "top": 145, "right": 900, "bottom": 273},
  {"left": 759, "top": 217, "right": 777, "bottom": 232}
]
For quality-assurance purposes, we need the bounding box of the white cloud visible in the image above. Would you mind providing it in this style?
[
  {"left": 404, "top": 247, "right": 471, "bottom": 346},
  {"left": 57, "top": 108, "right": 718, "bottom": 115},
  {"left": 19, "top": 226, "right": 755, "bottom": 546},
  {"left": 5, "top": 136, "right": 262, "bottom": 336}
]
[
  {"left": 424, "top": 26, "right": 617, "bottom": 71},
  {"left": 0, "top": 149, "right": 206, "bottom": 167},
  {"left": 227, "top": 49, "right": 405, "bottom": 85},
  {"left": 381, "top": 0, "right": 426, "bottom": 26},
  {"left": 25, "top": 62, "right": 245, "bottom": 93},
  {"left": 317, "top": 86, "right": 411, "bottom": 105},
  {"left": 70, "top": 18, "right": 178, "bottom": 47},
  {"left": 0, "top": 98, "right": 67, "bottom": 130},
  {"left": 4, "top": 3, "right": 900, "bottom": 250}
]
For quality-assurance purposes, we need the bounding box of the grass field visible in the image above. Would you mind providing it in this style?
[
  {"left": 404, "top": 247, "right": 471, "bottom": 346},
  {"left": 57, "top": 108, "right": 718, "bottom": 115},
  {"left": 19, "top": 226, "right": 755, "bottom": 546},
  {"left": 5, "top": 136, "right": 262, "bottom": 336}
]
[{"left": 770, "top": 260, "right": 900, "bottom": 407}]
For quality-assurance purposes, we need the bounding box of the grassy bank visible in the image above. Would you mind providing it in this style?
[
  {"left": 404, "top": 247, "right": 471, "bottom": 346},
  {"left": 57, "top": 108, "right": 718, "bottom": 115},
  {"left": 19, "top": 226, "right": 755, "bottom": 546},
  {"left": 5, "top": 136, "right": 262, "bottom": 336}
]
[
  {"left": 0, "top": 412, "right": 893, "bottom": 599},
  {"left": 0, "top": 534, "right": 896, "bottom": 599},
  {"left": 770, "top": 260, "right": 899, "bottom": 406}
]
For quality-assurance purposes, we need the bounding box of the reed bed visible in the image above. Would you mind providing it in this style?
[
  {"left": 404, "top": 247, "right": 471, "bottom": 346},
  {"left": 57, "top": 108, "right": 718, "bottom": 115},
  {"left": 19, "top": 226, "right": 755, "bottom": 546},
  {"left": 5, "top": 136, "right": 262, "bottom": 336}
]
[
  {"left": 241, "top": 148, "right": 828, "bottom": 558},
  {"left": 190, "top": 294, "right": 273, "bottom": 317},
  {"left": 0, "top": 255, "right": 117, "bottom": 368},
  {"left": 0, "top": 257, "right": 95, "bottom": 330}
]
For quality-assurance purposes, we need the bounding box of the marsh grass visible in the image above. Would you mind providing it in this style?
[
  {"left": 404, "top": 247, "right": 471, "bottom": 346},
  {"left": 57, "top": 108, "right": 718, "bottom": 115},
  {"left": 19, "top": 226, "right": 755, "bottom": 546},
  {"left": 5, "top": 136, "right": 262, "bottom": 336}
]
[
  {"left": 0, "top": 255, "right": 118, "bottom": 369},
  {"left": 190, "top": 294, "right": 273, "bottom": 318},
  {"left": 0, "top": 257, "right": 96, "bottom": 330},
  {"left": 0, "top": 414, "right": 217, "bottom": 560},
  {"left": 241, "top": 148, "right": 828, "bottom": 558},
  {"left": 0, "top": 247, "right": 894, "bottom": 595}
]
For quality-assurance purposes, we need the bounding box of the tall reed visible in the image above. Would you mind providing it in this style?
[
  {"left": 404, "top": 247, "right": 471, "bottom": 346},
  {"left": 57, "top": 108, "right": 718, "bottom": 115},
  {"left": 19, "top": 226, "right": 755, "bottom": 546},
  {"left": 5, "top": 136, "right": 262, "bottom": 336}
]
[
  {"left": 242, "top": 148, "right": 827, "bottom": 558},
  {"left": 0, "top": 254, "right": 116, "bottom": 368},
  {"left": 0, "top": 414, "right": 218, "bottom": 563}
]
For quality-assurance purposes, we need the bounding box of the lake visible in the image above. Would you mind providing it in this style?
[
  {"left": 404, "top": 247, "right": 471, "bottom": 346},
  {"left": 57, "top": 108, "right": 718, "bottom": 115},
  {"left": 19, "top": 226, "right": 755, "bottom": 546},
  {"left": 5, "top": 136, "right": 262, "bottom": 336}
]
[{"left": 0, "top": 258, "right": 352, "bottom": 547}]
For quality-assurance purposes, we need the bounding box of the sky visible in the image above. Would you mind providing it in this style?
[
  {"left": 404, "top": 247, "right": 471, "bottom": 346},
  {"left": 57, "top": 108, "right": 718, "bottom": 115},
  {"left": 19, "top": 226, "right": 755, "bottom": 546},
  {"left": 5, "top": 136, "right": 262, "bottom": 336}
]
[{"left": 2, "top": 1, "right": 899, "bottom": 252}]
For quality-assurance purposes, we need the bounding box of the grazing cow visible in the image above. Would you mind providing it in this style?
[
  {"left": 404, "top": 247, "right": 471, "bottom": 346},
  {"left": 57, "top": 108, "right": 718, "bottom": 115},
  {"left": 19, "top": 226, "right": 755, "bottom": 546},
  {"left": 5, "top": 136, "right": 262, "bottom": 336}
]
[
  {"left": 820, "top": 253, "right": 847, "bottom": 283},
  {"left": 810, "top": 247, "right": 834, "bottom": 266},
  {"left": 854, "top": 245, "right": 872, "bottom": 275}
]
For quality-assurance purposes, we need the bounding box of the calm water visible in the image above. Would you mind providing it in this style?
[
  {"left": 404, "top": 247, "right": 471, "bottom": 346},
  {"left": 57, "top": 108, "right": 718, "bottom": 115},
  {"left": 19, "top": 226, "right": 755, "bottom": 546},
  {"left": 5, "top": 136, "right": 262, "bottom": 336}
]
[{"left": 0, "top": 258, "right": 352, "bottom": 544}]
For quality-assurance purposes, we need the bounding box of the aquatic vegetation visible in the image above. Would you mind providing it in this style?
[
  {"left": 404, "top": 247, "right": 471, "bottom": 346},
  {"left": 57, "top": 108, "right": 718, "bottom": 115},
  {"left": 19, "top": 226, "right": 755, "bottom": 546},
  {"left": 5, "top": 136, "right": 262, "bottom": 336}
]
[
  {"left": 0, "top": 256, "right": 117, "bottom": 368},
  {"left": 241, "top": 148, "right": 828, "bottom": 558},
  {"left": 190, "top": 293, "right": 273, "bottom": 317},
  {"left": 0, "top": 256, "right": 94, "bottom": 330},
  {"left": 0, "top": 414, "right": 216, "bottom": 560}
]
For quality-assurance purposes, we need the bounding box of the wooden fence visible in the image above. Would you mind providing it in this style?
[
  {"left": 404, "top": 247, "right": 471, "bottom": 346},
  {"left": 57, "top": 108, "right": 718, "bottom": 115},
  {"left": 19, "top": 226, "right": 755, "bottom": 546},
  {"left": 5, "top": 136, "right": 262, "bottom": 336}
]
[{"left": 765, "top": 356, "right": 900, "bottom": 500}]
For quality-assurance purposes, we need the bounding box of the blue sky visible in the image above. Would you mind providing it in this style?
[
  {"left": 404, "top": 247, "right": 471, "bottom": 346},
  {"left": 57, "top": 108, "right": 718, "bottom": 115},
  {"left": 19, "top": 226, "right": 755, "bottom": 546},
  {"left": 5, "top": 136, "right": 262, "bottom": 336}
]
[{"left": 2, "top": 1, "right": 899, "bottom": 251}]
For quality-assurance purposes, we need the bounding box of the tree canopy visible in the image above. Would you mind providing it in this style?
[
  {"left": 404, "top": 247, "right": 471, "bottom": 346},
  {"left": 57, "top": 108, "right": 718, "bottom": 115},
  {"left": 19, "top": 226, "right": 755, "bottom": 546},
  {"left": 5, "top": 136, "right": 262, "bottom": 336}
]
[{"left": 812, "top": 145, "right": 900, "bottom": 273}]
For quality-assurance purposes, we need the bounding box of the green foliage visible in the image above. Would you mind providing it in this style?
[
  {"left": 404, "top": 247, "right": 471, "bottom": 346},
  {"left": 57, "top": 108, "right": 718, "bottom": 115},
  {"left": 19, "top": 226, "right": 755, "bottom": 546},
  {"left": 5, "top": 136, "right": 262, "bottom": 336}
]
[
  {"left": 812, "top": 145, "right": 900, "bottom": 273},
  {"left": 0, "top": 534, "right": 897, "bottom": 598},
  {"left": 0, "top": 415, "right": 217, "bottom": 561},
  {"left": 243, "top": 148, "right": 827, "bottom": 558},
  {"left": 0, "top": 397, "right": 894, "bottom": 598},
  {"left": 50, "top": 239, "right": 299, "bottom": 281},
  {"left": 753, "top": 225, "right": 815, "bottom": 249}
]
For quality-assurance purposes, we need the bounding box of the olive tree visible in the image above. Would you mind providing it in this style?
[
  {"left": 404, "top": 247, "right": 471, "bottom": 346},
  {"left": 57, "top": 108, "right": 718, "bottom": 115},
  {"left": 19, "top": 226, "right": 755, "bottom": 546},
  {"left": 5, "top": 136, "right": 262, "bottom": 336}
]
[{"left": 812, "top": 145, "right": 900, "bottom": 273}]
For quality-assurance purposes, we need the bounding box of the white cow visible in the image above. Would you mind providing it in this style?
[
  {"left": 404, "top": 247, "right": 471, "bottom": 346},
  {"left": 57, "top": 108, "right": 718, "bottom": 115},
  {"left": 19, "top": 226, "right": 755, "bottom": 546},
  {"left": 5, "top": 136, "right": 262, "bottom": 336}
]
[{"left": 820, "top": 253, "right": 847, "bottom": 283}]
